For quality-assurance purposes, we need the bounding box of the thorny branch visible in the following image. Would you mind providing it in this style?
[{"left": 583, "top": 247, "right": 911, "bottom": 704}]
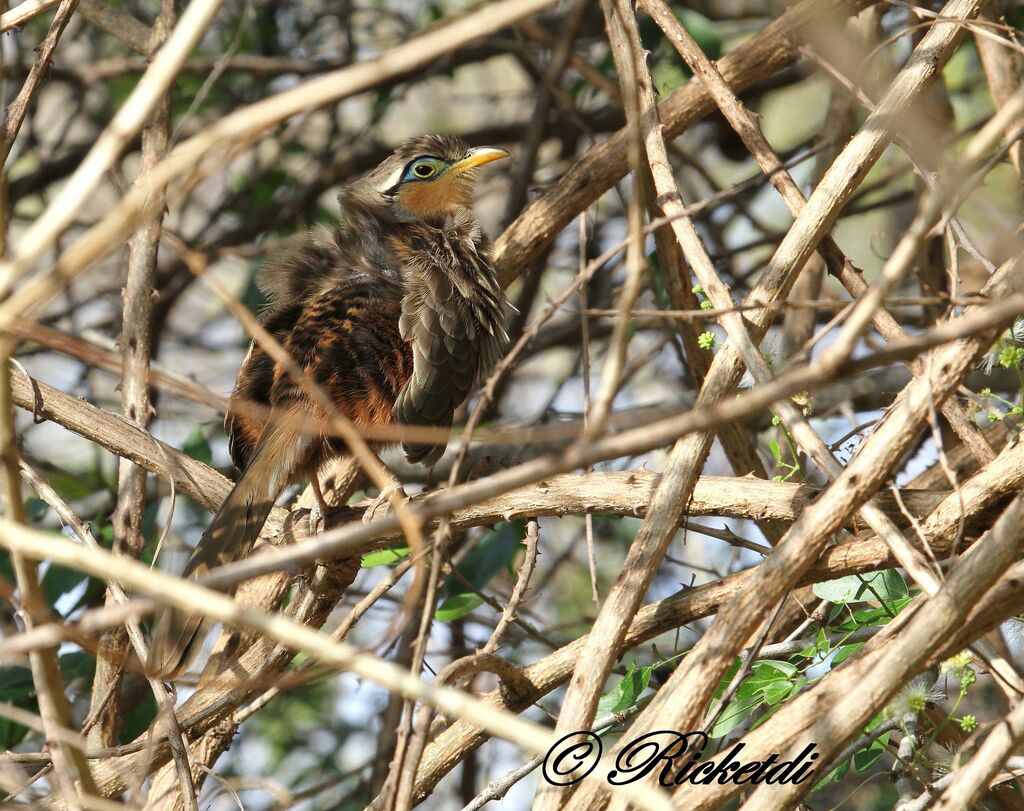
[{"left": 1, "top": 0, "right": 1023, "bottom": 809}]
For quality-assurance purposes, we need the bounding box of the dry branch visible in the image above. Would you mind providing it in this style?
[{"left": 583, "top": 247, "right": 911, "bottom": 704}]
[
  {"left": 0, "top": 518, "right": 677, "bottom": 811},
  {"left": 0, "top": 0, "right": 562, "bottom": 321},
  {"left": 2, "top": 0, "right": 1021, "bottom": 806},
  {"left": 408, "top": 435, "right": 1024, "bottom": 801},
  {"left": 676, "top": 485, "right": 1024, "bottom": 811}
]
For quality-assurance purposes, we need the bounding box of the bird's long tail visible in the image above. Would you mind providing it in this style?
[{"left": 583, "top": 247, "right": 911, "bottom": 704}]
[{"left": 148, "top": 422, "right": 303, "bottom": 678}]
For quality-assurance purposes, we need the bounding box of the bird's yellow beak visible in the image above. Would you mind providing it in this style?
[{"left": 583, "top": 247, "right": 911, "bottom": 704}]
[{"left": 451, "top": 146, "right": 510, "bottom": 173}]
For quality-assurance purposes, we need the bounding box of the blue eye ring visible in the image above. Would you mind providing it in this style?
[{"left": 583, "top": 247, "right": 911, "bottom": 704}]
[{"left": 403, "top": 156, "right": 445, "bottom": 182}]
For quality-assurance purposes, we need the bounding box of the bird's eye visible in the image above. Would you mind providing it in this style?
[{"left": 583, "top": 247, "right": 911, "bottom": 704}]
[{"left": 413, "top": 163, "right": 436, "bottom": 179}]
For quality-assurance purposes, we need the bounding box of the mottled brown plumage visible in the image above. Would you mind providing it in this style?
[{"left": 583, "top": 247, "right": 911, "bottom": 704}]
[{"left": 148, "top": 135, "right": 509, "bottom": 678}]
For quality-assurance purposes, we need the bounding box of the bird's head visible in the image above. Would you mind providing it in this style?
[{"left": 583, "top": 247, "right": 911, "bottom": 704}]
[{"left": 343, "top": 135, "right": 509, "bottom": 223}]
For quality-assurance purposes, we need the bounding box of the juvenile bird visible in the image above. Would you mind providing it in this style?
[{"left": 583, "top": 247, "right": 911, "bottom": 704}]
[{"left": 148, "top": 135, "right": 510, "bottom": 677}]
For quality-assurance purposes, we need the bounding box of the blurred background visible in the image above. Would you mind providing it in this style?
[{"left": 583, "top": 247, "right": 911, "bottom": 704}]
[{"left": 2, "top": 0, "right": 1023, "bottom": 808}]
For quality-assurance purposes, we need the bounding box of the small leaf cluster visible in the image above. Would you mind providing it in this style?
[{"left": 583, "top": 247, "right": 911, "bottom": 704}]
[
  {"left": 978, "top": 386, "right": 1024, "bottom": 423},
  {"left": 806, "top": 570, "right": 912, "bottom": 788},
  {"left": 691, "top": 285, "right": 716, "bottom": 350},
  {"left": 768, "top": 413, "right": 804, "bottom": 482}
]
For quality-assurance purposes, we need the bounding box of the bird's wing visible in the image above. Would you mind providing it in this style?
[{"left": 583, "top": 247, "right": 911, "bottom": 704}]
[
  {"left": 393, "top": 218, "right": 506, "bottom": 466},
  {"left": 394, "top": 268, "right": 479, "bottom": 465}
]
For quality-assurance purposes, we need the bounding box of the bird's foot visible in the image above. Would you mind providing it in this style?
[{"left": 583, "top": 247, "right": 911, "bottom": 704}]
[
  {"left": 309, "top": 476, "right": 332, "bottom": 534},
  {"left": 308, "top": 502, "right": 326, "bottom": 534},
  {"left": 361, "top": 482, "right": 408, "bottom": 525}
]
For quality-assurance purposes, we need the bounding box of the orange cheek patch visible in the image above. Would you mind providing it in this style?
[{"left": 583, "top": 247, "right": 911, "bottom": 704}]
[{"left": 397, "top": 176, "right": 470, "bottom": 216}]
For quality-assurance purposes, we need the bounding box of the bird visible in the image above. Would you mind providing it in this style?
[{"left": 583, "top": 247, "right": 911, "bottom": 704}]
[{"left": 147, "top": 134, "right": 510, "bottom": 678}]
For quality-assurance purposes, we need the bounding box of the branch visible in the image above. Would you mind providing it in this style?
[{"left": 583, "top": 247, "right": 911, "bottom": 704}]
[
  {"left": 0, "top": 517, "right": 675, "bottom": 811},
  {"left": 408, "top": 435, "right": 1024, "bottom": 801},
  {"left": 0, "top": 0, "right": 561, "bottom": 318},
  {"left": 0, "top": 0, "right": 228, "bottom": 296},
  {"left": 0, "top": 0, "right": 82, "bottom": 165},
  {"left": 677, "top": 487, "right": 1024, "bottom": 811},
  {"left": 491, "top": 0, "right": 876, "bottom": 288}
]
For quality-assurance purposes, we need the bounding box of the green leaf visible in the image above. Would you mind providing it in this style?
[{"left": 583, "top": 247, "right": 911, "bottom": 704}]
[
  {"left": 26, "top": 497, "right": 48, "bottom": 522},
  {"left": 712, "top": 657, "right": 743, "bottom": 699},
  {"left": 831, "top": 642, "right": 864, "bottom": 667},
  {"left": 839, "top": 597, "right": 913, "bottom": 630},
  {"left": 53, "top": 471, "right": 100, "bottom": 503},
  {"left": 59, "top": 651, "right": 94, "bottom": 683},
  {"left": 812, "top": 757, "right": 849, "bottom": 791},
  {"left": 361, "top": 547, "right": 410, "bottom": 568},
  {"left": 0, "top": 666, "right": 35, "bottom": 748},
  {"left": 736, "top": 662, "right": 797, "bottom": 707},
  {"left": 769, "top": 440, "right": 782, "bottom": 462},
  {"left": 813, "top": 570, "right": 908, "bottom": 605},
  {"left": 596, "top": 662, "right": 654, "bottom": 719},
  {"left": 737, "top": 665, "right": 783, "bottom": 699},
  {"left": 760, "top": 681, "right": 793, "bottom": 705},
  {"left": 42, "top": 563, "right": 90, "bottom": 611},
  {"left": 756, "top": 660, "right": 797, "bottom": 678},
  {"left": 0, "top": 654, "right": 93, "bottom": 748},
  {"left": 853, "top": 736, "right": 888, "bottom": 772},
  {"left": 650, "top": 61, "right": 688, "bottom": 95},
  {"left": 0, "top": 551, "right": 13, "bottom": 590},
  {"left": 877, "top": 569, "right": 909, "bottom": 601},
  {"left": 814, "top": 575, "right": 864, "bottom": 603},
  {"left": 673, "top": 8, "right": 721, "bottom": 59},
  {"left": 708, "top": 693, "right": 761, "bottom": 738},
  {"left": 120, "top": 690, "right": 158, "bottom": 744},
  {"left": 434, "top": 592, "right": 483, "bottom": 622},
  {"left": 435, "top": 522, "right": 524, "bottom": 622}
]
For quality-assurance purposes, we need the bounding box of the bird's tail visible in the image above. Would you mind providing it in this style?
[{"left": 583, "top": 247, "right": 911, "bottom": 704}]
[{"left": 147, "top": 422, "right": 303, "bottom": 678}]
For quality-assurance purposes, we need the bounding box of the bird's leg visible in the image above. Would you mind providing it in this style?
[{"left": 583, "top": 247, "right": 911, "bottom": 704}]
[
  {"left": 361, "top": 467, "right": 409, "bottom": 525},
  {"left": 309, "top": 475, "right": 331, "bottom": 533}
]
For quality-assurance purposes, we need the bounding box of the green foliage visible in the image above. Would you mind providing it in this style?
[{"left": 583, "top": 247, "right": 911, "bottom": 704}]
[
  {"left": 41, "top": 561, "right": 93, "bottom": 611},
  {"left": 643, "top": 7, "right": 722, "bottom": 95},
  {"left": 980, "top": 319, "right": 1024, "bottom": 422},
  {"left": 595, "top": 651, "right": 684, "bottom": 727},
  {"left": 710, "top": 660, "right": 802, "bottom": 738},
  {"left": 435, "top": 521, "right": 524, "bottom": 622},
  {"left": 120, "top": 689, "right": 159, "bottom": 745},
  {"left": 107, "top": 75, "right": 140, "bottom": 109},
  {"left": 434, "top": 593, "right": 482, "bottom": 622},
  {"left": 804, "top": 571, "right": 991, "bottom": 792},
  {"left": 0, "top": 666, "right": 35, "bottom": 749},
  {"left": 242, "top": 677, "right": 352, "bottom": 779},
  {"left": 696, "top": 569, "right": 918, "bottom": 788},
  {"left": 672, "top": 8, "right": 721, "bottom": 59},
  {"left": 361, "top": 546, "right": 411, "bottom": 568},
  {"left": 0, "top": 652, "right": 95, "bottom": 749},
  {"left": 812, "top": 570, "right": 908, "bottom": 605},
  {"left": 596, "top": 661, "right": 655, "bottom": 719}
]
